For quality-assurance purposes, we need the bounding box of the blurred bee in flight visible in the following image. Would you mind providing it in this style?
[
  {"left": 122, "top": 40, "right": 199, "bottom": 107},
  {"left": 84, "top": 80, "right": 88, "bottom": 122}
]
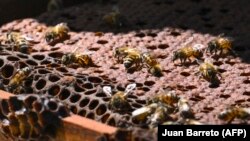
[
  {"left": 61, "top": 46, "right": 95, "bottom": 68},
  {"left": 103, "top": 83, "right": 136, "bottom": 113},
  {"left": 47, "top": 0, "right": 63, "bottom": 12},
  {"left": 102, "top": 6, "right": 127, "bottom": 28},
  {"left": 5, "top": 31, "right": 34, "bottom": 54},
  {"left": 196, "top": 59, "right": 222, "bottom": 87},
  {"left": 8, "top": 64, "right": 32, "bottom": 94},
  {"left": 113, "top": 46, "right": 143, "bottom": 71},
  {"left": 206, "top": 34, "right": 236, "bottom": 57},
  {"left": 218, "top": 106, "right": 250, "bottom": 124},
  {"left": 45, "top": 23, "right": 70, "bottom": 45},
  {"left": 141, "top": 52, "right": 163, "bottom": 77},
  {"left": 172, "top": 43, "right": 204, "bottom": 65}
]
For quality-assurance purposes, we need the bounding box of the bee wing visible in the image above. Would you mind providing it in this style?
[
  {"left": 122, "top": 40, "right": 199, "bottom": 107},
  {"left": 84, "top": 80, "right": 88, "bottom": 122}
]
[
  {"left": 124, "top": 83, "right": 136, "bottom": 95},
  {"left": 204, "top": 57, "right": 214, "bottom": 64},
  {"left": 103, "top": 86, "right": 112, "bottom": 96},
  {"left": 195, "top": 59, "right": 204, "bottom": 65},
  {"left": 83, "top": 50, "right": 94, "bottom": 55},
  {"left": 21, "top": 35, "right": 34, "bottom": 41},
  {"left": 193, "top": 43, "right": 205, "bottom": 51},
  {"left": 218, "top": 33, "right": 225, "bottom": 37},
  {"left": 183, "top": 36, "right": 194, "bottom": 46},
  {"left": 72, "top": 46, "right": 80, "bottom": 53}
]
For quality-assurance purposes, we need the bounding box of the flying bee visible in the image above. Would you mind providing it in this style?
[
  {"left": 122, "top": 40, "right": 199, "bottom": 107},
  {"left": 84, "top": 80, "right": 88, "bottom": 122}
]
[
  {"left": 61, "top": 47, "right": 94, "bottom": 67},
  {"left": 150, "top": 90, "right": 179, "bottom": 107},
  {"left": 132, "top": 103, "right": 158, "bottom": 122},
  {"left": 45, "top": 22, "right": 69, "bottom": 44},
  {"left": 172, "top": 44, "right": 204, "bottom": 64},
  {"left": 103, "top": 83, "right": 136, "bottom": 113},
  {"left": 102, "top": 6, "right": 127, "bottom": 27},
  {"left": 196, "top": 59, "right": 221, "bottom": 85},
  {"left": 8, "top": 66, "right": 32, "bottom": 94},
  {"left": 113, "top": 46, "right": 143, "bottom": 70},
  {"left": 47, "top": 0, "right": 63, "bottom": 12},
  {"left": 177, "top": 98, "right": 194, "bottom": 119},
  {"left": 218, "top": 107, "right": 250, "bottom": 123},
  {"left": 141, "top": 52, "right": 163, "bottom": 77},
  {"left": 6, "top": 31, "right": 33, "bottom": 54},
  {"left": 207, "top": 34, "right": 235, "bottom": 56}
]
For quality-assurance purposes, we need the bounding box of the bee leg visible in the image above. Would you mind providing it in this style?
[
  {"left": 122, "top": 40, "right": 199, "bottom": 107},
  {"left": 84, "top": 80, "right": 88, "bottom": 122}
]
[
  {"left": 194, "top": 71, "right": 200, "bottom": 76},
  {"left": 226, "top": 117, "right": 235, "bottom": 124}
]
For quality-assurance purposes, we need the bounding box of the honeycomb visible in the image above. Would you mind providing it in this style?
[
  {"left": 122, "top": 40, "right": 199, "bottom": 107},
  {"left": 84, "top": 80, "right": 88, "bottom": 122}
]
[
  {"left": 0, "top": 0, "right": 249, "bottom": 140},
  {"left": 0, "top": 94, "right": 70, "bottom": 141}
]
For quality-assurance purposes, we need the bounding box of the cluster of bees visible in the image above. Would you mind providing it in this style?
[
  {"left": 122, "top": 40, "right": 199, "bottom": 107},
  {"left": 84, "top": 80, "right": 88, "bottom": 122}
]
[
  {"left": 103, "top": 83, "right": 203, "bottom": 127},
  {"left": 0, "top": 9, "right": 248, "bottom": 126}
]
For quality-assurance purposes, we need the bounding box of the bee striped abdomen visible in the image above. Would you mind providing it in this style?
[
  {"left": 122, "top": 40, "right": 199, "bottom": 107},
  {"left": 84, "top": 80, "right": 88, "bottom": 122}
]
[
  {"left": 218, "top": 108, "right": 238, "bottom": 121},
  {"left": 76, "top": 54, "right": 93, "bottom": 67},
  {"left": 217, "top": 38, "right": 232, "bottom": 50},
  {"left": 123, "top": 53, "right": 141, "bottom": 69}
]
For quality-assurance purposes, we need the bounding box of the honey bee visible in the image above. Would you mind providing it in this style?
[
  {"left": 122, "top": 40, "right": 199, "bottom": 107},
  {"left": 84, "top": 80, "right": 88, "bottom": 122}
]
[
  {"left": 102, "top": 6, "right": 127, "bottom": 27},
  {"left": 103, "top": 83, "right": 136, "bottom": 113},
  {"left": 113, "top": 46, "right": 143, "bottom": 70},
  {"left": 45, "top": 23, "right": 69, "bottom": 44},
  {"left": 218, "top": 107, "right": 250, "bottom": 123},
  {"left": 172, "top": 44, "right": 204, "bottom": 64},
  {"left": 61, "top": 47, "right": 94, "bottom": 67},
  {"left": 6, "top": 31, "right": 33, "bottom": 54},
  {"left": 177, "top": 98, "right": 194, "bottom": 119},
  {"left": 150, "top": 90, "right": 179, "bottom": 107},
  {"left": 207, "top": 34, "right": 235, "bottom": 56},
  {"left": 196, "top": 59, "right": 221, "bottom": 85},
  {"left": 8, "top": 66, "right": 32, "bottom": 93},
  {"left": 149, "top": 105, "right": 170, "bottom": 127},
  {"left": 141, "top": 52, "right": 163, "bottom": 77},
  {"left": 132, "top": 103, "right": 158, "bottom": 122}
]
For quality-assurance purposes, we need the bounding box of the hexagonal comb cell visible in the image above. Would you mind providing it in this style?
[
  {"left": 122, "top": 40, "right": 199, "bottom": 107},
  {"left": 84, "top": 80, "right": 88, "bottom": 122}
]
[{"left": 0, "top": 94, "right": 70, "bottom": 140}]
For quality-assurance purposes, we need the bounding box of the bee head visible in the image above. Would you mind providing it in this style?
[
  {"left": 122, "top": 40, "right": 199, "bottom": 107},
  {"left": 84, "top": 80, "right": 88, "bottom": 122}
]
[
  {"left": 207, "top": 41, "right": 217, "bottom": 53},
  {"left": 20, "top": 45, "right": 30, "bottom": 54},
  {"left": 113, "top": 48, "right": 120, "bottom": 57},
  {"left": 150, "top": 66, "right": 163, "bottom": 77},
  {"left": 207, "top": 69, "right": 216, "bottom": 78},
  {"left": 124, "top": 61, "right": 133, "bottom": 69},
  {"left": 61, "top": 54, "right": 71, "bottom": 65},
  {"left": 45, "top": 32, "right": 55, "bottom": 43},
  {"left": 172, "top": 51, "right": 179, "bottom": 62},
  {"left": 22, "top": 67, "right": 32, "bottom": 75},
  {"left": 218, "top": 111, "right": 228, "bottom": 120}
]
